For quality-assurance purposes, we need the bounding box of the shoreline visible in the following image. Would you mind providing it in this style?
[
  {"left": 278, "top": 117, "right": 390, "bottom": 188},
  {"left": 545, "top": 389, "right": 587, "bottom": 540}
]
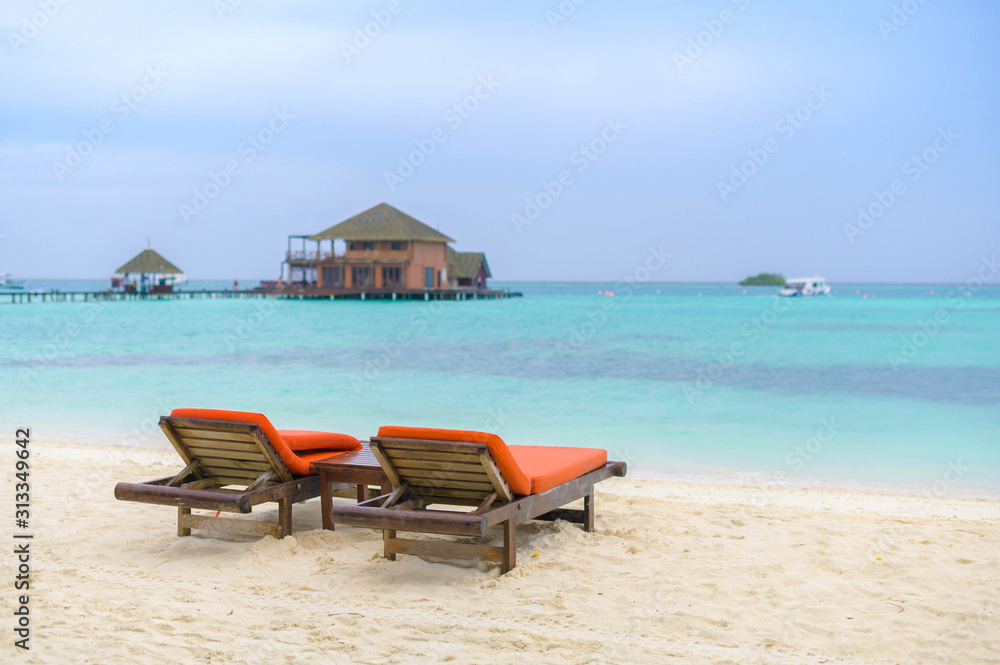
[{"left": 22, "top": 435, "right": 1000, "bottom": 502}]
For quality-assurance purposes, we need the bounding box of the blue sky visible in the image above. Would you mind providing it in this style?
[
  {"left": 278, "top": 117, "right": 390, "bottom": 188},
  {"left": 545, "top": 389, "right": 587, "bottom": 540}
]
[{"left": 1, "top": 0, "right": 997, "bottom": 282}]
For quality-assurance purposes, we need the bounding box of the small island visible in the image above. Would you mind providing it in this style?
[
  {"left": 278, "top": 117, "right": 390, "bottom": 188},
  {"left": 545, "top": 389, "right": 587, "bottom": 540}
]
[{"left": 739, "top": 273, "right": 785, "bottom": 286}]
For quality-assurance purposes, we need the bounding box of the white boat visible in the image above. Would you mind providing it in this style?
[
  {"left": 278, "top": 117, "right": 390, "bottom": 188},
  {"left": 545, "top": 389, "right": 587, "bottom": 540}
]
[
  {"left": 0, "top": 273, "right": 26, "bottom": 289},
  {"left": 780, "top": 277, "right": 830, "bottom": 297}
]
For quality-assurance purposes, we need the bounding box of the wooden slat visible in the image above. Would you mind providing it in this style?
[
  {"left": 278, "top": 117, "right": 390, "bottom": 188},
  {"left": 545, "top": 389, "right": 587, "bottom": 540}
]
[
  {"left": 329, "top": 504, "right": 485, "bottom": 536},
  {"left": 172, "top": 428, "right": 259, "bottom": 443},
  {"left": 411, "top": 487, "right": 493, "bottom": 500},
  {"left": 178, "top": 437, "right": 261, "bottom": 452},
  {"left": 420, "top": 496, "right": 499, "bottom": 507},
  {"left": 382, "top": 449, "right": 486, "bottom": 463},
  {"left": 406, "top": 477, "right": 496, "bottom": 491},
  {"left": 185, "top": 446, "right": 271, "bottom": 462},
  {"left": 380, "top": 482, "right": 410, "bottom": 509},
  {"left": 159, "top": 421, "right": 199, "bottom": 476},
  {"left": 473, "top": 492, "right": 497, "bottom": 515},
  {"left": 208, "top": 475, "right": 263, "bottom": 487},
  {"left": 385, "top": 537, "right": 504, "bottom": 563},
  {"left": 391, "top": 460, "right": 489, "bottom": 475},
  {"left": 245, "top": 469, "right": 277, "bottom": 492},
  {"left": 179, "top": 513, "right": 280, "bottom": 538},
  {"left": 376, "top": 438, "right": 488, "bottom": 456},
  {"left": 370, "top": 442, "right": 402, "bottom": 487},
  {"left": 193, "top": 457, "right": 272, "bottom": 472},
  {"left": 478, "top": 451, "right": 513, "bottom": 502},
  {"left": 166, "top": 461, "right": 200, "bottom": 487},
  {"left": 395, "top": 467, "right": 490, "bottom": 482}
]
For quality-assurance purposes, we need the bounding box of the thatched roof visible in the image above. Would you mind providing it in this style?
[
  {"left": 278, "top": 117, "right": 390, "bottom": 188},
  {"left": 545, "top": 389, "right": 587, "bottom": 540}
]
[
  {"left": 115, "top": 249, "right": 182, "bottom": 275},
  {"left": 309, "top": 203, "right": 455, "bottom": 243},
  {"left": 447, "top": 247, "right": 491, "bottom": 279}
]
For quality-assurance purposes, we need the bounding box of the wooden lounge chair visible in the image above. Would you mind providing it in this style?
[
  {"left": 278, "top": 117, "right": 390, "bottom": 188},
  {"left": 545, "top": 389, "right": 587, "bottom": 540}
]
[
  {"left": 114, "top": 408, "right": 361, "bottom": 539},
  {"left": 328, "top": 426, "right": 627, "bottom": 573}
]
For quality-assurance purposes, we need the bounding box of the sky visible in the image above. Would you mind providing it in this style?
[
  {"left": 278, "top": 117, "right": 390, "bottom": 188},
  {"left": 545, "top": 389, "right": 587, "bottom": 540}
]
[{"left": 1, "top": 0, "right": 997, "bottom": 283}]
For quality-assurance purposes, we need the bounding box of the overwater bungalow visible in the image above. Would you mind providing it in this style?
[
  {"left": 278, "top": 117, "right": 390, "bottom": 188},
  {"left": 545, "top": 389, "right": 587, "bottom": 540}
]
[{"left": 276, "top": 203, "right": 502, "bottom": 299}]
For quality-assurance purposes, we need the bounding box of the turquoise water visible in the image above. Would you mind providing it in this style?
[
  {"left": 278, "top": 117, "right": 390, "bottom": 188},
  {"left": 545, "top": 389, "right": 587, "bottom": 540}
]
[{"left": 2, "top": 280, "right": 998, "bottom": 495}]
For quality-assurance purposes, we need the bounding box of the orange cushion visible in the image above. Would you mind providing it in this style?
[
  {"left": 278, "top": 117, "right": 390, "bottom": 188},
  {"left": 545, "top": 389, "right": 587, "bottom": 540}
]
[
  {"left": 509, "top": 445, "right": 607, "bottom": 494},
  {"left": 279, "top": 430, "right": 361, "bottom": 453},
  {"left": 375, "top": 426, "right": 606, "bottom": 496},
  {"left": 295, "top": 449, "right": 356, "bottom": 467},
  {"left": 169, "top": 409, "right": 357, "bottom": 477}
]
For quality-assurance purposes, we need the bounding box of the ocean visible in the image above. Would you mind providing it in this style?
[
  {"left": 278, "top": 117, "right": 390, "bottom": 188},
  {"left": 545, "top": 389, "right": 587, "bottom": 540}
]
[{"left": 2, "top": 279, "right": 998, "bottom": 496}]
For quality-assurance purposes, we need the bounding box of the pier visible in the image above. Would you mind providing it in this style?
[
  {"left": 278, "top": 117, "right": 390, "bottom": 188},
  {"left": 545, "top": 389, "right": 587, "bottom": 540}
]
[{"left": 2, "top": 287, "right": 521, "bottom": 305}]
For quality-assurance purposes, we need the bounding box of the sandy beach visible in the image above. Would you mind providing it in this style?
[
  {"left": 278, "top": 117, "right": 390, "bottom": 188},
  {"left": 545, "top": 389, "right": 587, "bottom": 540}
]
[{"left": 3, "top": 441, "right": 998, "bottom": 664}]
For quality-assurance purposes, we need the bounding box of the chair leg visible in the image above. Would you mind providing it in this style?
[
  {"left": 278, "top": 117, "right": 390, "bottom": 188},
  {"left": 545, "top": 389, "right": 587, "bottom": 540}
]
[
  {"left": 384, "top": 529, "right": 397, "bottom": 561},
  {"left": 320, "top": 473, "right": 334, "bottom": 531},
  {"left": 502, "top": 518, "right": 516, "bottom": 574},
  {"left": 177, "top": 507, "right": 191, "bottom": 537},
  {"left": 277, "top": 498, "right": 292, "bottom": 538},
  {"left": 583, "top": 489, "right": 595, "bottom": 532},
  {"left": 356, "top": 484, "right": 369, "bottom": 502}
]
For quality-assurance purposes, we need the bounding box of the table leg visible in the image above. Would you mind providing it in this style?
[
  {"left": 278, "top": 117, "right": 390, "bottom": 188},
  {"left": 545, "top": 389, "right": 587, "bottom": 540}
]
[{"left": 320, "top": 470, "right": 334, "bottom": 531}]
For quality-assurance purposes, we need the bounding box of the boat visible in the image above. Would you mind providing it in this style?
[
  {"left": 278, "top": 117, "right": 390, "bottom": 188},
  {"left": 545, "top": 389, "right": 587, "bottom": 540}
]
[
  {"left": 0, "top": 273, "right": 26, "bottom": 289},
  {"left": 780, "top": 277, "right": 830, "bottom": 297}
]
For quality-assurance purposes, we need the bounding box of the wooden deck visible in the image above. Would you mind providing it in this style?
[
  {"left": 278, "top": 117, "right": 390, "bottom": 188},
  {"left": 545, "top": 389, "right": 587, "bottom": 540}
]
[
  {"left": 2, "top": 287, "right": 521, "bottom": 305},
  {"left": 253, "top": 286, "right": 521, "bottom": 301}
]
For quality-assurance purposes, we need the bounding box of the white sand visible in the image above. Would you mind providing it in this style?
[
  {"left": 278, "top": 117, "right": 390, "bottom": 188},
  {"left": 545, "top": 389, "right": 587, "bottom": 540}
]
[{"left": 3, "top": 441, "right": 998, "bottom": 664}]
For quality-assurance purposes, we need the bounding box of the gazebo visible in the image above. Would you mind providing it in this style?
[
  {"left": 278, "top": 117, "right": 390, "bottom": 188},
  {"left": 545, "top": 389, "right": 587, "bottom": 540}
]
[{"left": 113, "top": 249, "right": 184, "bottom": 294}]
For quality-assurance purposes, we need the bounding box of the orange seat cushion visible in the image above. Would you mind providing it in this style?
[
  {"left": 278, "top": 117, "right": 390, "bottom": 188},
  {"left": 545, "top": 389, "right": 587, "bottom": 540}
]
[
  {"left": 376, "top": 426, "right": 606, "bottom": 496},
  {"left": 170, "top": 409, "right": 358, "bottom": 477},
  {"left": 278, "top": 430, "right": 361, "bottom": 453},
  {"left": 509, "top": 445, "right": 608, "bottom": 494}
]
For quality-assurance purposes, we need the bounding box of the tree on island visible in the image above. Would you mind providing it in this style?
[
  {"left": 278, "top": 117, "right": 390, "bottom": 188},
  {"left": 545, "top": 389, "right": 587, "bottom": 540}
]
[{"left": 740, "top": 273, "right": 785, "bottom": 286}]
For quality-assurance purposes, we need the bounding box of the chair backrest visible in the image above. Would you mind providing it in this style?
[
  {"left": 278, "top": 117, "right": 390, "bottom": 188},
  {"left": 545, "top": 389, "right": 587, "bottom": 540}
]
[
  {"left": 160, "top": 415, "right": 293, "bottom": 486},
  {"left": 371, "top": 436, "right": 514, "bottom": 506},
  {"left": 376, "top": 426, "right": 531, "bottom": 496}
]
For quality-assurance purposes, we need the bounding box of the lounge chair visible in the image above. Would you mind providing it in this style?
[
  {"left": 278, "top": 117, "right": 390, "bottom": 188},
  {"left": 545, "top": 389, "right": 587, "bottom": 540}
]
[
  {"left": 114, "top": 408, "right": 361, "bottom": 539},
  {"left": 328, "top": 426, "right": 626, "bottom": 573}
]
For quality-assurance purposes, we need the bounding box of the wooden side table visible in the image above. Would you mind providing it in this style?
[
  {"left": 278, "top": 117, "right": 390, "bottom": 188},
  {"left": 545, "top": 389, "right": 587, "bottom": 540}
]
[{"left": 310, "top": 443, "right": 392, "bottom": 530}]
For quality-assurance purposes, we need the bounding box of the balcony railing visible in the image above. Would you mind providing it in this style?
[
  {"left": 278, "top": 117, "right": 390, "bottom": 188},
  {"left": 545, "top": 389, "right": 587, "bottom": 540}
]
[{"left": 286, "top": 251, "right": 338, "bottom": 262}]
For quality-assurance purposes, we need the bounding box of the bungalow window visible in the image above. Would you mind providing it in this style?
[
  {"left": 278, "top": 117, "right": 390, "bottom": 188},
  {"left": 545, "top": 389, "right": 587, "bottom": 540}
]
[
  {"left": 362, "top": 242, "right": 374, "bottom": 251},
  {"left": 391, "top": 241, "right": 404, "bottom": 251},
  {"left": 424, "top": 267, "right": 433, "bottom": 288}
]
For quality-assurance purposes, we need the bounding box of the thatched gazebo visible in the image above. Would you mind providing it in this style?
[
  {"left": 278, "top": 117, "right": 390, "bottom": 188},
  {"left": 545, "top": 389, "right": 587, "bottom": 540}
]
[{"left": 113, "top": 248, "right": 184, "bottom": 294}]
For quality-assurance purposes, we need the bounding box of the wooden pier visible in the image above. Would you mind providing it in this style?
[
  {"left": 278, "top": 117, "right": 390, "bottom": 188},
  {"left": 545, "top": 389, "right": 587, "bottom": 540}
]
[{"left": 2, "top": 287, "right": 521, "bottom": 305}]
